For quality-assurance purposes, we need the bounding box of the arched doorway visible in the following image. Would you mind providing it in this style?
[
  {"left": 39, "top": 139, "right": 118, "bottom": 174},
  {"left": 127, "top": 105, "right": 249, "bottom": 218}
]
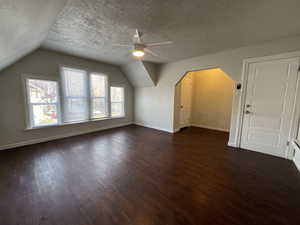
[{"left": 174, "top": 68, "right": 235, "bottom": 138}]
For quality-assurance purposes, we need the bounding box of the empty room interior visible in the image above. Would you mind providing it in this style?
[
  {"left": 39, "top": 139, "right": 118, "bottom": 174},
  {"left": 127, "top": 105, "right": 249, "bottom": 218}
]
[{"left": 2, "top": 1, "right": 300, "bottom": 224}]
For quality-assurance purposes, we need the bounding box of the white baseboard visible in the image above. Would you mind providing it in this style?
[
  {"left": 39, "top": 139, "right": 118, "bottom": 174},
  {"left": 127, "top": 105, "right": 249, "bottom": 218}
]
[
  {"left": 292, "top": 141, "right": 300, "bottom": 172},
  {"left": 191, "top": 124, "right": 230, "bottom": 132},
  {"left": 227, "top": 141, "right": 238, "bottom": 148},
  {"left": 173, "top": 127, "right": 181, "bottom": 133},
  {"left": 0, "top": 122, "right": 133, "bottom": 151},
  {"left": 134, "top": 122, "right": 230, "bottom": 134},
  {"left": 293, "top": 158, "right": 300, "bottom": 172},
  {"left": 134, "top": 122, "right": 175, "bottom": 133}
]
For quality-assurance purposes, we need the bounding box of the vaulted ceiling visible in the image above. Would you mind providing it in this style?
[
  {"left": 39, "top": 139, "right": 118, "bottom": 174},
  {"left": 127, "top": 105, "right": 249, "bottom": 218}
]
[
  {"left": 0, "top": 0, "right": 67, "bottom": 71},
  {"left": 2, "top": 0, "right": 300, "bottom": 73},
  {"left": 42, "top": 0, "right": 300, "bottom": 65}
]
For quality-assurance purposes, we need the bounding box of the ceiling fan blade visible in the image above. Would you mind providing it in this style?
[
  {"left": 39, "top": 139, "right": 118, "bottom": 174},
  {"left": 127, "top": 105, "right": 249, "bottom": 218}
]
[
  {"left": 134, "top": 29, "right": 142, "bottom": 43},
  {"left": 146, "top": 41, "right": 173, "bottom": 47},
  {"left": 112, "top": 44, "right": 132, "bottom": 47},
  {"left": 145, "top": 48, "right": 170, "bottom": 61},
  {"left": 144, "top": 48, "right": 160, "bottom": 57}
]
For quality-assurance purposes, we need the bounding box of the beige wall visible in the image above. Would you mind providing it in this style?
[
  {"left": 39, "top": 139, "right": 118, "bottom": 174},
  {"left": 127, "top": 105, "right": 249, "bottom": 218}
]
[
  {"left": 175, "top": 72, "right": 194, "bottom": 129},
  {"left": 0, "top": 49, "right": 133, "bottom": 149},
  {"left": 190, "top": 69, "right": 234, "bottom": 131},
  {"left": 134, "top": 35, "right": 300, "bottom": 146}
]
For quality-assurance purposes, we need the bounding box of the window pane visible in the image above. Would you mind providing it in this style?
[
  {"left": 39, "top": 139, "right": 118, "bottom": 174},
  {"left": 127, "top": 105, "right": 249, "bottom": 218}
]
[
  {"left": 64, "top": 98, "right": 88, "bottom": 122},
  {"left": 32, "top": 104, "right": 58, "bottom": 126},
  {"left": 110, "top": 87, "right": 124, "bottom": 102},
  {"left": 62, "top": 67, "right": 87, "bottom": 97},
  {"left": 62, "top": 67, "right": 89, "bottom": 123},
  {"left": 90, "top": 73, "right": 107, "bottom": 118},
  {"left": 92, "top": 98, "right": 106, "bottom": 119},
  {"left": 110, "top": 87, "right": 124, "bottom": 117},
  {"left": 28, "top": 79, "right": 58, "bottom": 103},
  {"left": 90, "top": 73, "right": 106, "bottom": 97},
  {"left": 111, "top": 102, "right": 124, "bottom": 117}
]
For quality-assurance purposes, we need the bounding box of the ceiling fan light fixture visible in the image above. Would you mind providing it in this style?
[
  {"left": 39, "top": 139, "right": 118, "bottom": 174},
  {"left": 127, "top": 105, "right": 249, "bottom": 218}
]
[
  {"left": 132, "top": 49, "right": 145, "bottom": 57},
  {"left": 115, "top": 29, "right": 172, "bottom": 59}
]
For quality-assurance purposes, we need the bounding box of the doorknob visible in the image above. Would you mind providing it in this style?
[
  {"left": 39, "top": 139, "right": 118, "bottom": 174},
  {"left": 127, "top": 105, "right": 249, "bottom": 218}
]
[{"left": 180, "top": 105, "right": 183, "bottom": 109}]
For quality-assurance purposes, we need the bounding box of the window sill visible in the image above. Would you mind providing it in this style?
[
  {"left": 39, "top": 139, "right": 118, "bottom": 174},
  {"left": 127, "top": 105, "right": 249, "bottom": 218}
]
[{"left": 25, "top": 116, "right": 126, "bottom": 131}]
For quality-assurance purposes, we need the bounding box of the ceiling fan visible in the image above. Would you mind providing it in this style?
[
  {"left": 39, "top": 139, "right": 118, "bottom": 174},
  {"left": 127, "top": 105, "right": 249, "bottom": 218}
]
[{"left": 113, "top": 29, "right": 173, "bottom": 59}]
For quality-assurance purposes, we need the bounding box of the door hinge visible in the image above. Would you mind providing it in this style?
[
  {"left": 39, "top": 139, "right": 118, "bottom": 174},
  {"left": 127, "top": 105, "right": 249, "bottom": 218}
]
[
  {"left": 287, "top": 141, "right": 290, "bottom": 146},
  {"left": 298, "top": 66, "right": 300, "bottom": 72}
]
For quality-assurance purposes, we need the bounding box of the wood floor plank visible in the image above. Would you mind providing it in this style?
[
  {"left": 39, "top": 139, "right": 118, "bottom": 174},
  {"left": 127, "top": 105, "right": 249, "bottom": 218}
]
[{"left": 0, "top": 125, "right": 300, "bottom": 225}]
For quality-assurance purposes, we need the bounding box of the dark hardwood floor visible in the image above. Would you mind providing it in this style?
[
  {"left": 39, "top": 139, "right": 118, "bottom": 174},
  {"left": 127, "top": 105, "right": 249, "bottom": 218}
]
[{"left": 1, "top": 125, "right": 300, "bottom": 225}]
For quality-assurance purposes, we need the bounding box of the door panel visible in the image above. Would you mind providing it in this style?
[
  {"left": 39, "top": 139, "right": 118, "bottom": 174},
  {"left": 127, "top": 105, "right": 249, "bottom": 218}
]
[
  {"left": 179, "top": 74, "right": 193, "bottom": 127},
  {"left": 241, "top": 57, "right": 299, "bottom": 158}
]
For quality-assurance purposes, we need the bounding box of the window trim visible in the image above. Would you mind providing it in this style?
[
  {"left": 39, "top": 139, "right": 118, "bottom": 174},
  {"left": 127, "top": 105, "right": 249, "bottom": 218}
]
[
  {"left": 60, "top": 66, "right": 89, "bottom": 123},
  {"left": 59, "top": 65, "right": 126, "bottom": 120},
  {"left": 23, "top": 116, "right": 125, "bottom": 130},
  {"left": 22, "top": 74, "right": 62, "bottom": 129},
  {"left": 110, "top": 84, "right": 126, "bottom": 118},
  {"left": 22, "top": 67, "right": 127, "bottom": 130},
  {"left": 89, "top": 72, "right": 110, "bottom": 120}
]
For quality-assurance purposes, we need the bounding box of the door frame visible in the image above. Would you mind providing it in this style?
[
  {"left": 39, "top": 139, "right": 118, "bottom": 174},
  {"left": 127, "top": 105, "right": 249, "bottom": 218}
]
[
  {"left": 236, "top": 51, "right": 300, "bottom": 159},
  {"left": 174, "top": 66, "right": 219, "bottom": 131},
  {"left": 178, "top": 73, "right": 194, "bottom": 129}
]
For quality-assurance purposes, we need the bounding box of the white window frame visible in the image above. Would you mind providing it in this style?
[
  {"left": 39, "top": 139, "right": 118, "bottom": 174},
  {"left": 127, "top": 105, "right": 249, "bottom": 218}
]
[
  {"left": 60, "top": 66, "right": 89, "bottom": 123},
  {"left": 22, "top": 74, "right": 62, "bottom": 129},
  {"left": 89, "top": 72, "right": 109, "bottom": 120},
  {"left": 22, "top": 67, "right": 127, "bottom": 130},
  {"left": 110, "top": 84, "right": 126, "bottom": 118}
]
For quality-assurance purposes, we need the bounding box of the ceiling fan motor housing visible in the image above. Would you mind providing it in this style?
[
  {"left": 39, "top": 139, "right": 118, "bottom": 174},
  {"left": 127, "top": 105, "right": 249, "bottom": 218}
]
[{"left": 133, "top": 44, "right": 145, "bottom": 51}]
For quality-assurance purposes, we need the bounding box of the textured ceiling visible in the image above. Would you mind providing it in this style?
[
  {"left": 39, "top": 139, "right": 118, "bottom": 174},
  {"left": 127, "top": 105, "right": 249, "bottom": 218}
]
[
  {"left": 42, "top": 0, "right": 300, "bottom": 65},
  {"left": 0, "top": 0, "right": 67, "bottom": 71}
]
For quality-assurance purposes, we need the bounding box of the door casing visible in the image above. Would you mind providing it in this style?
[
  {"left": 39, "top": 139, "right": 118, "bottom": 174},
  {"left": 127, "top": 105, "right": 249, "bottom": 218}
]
[
  {"left": 236, "top": 51, "right": 300, "bottom": 159},
  {"left": 179, "top": 74, "right": 193, "bottom": 128}
]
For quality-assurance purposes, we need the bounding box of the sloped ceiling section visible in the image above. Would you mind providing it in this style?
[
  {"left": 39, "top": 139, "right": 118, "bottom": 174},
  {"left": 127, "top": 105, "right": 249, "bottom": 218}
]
[
  {"left": 143, "top": 61, "right": 159, "bottom": 85},
  {"left": 121, "top": 61, "right": 159, "bottom": 87},
  {"left": 0, "top": 0, "right": 67, "bottom": 71}
]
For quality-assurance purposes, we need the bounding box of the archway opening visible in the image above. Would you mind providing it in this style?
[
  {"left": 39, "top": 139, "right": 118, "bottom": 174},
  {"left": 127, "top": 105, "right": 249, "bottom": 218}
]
[{"left": 174, "top": 68, "right": 235, "bottom": 137}]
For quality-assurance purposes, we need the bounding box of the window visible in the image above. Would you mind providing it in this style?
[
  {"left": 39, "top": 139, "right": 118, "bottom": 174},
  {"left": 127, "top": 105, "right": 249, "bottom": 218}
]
[
  {"left": 61, "top": 67, "right": 110, "bottom": 122},
  {"left": 24, "top": 67, "right": 126, "bottom": 129},
  {"left": 110, "top": 86, "right": 125, "bottom": 117},
  {"left": 25, "top": 78, "right": 60, "bottom": 128},
  {"left": 61, "top": 67, "right": 89, "bottom": 123},
  {"left": 90, "top": 73, "right": 108, "bottom": 119}
]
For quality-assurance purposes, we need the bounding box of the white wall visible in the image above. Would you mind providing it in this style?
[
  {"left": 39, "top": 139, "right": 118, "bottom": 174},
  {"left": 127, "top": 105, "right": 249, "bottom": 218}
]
[
  {"left": 0, "top": 49, "right": 133, "bottom": 149},
  {"left": 190, "top": 69, "right": 234, "bottom": 132},
  {"left": 121, "top": 61, "right": 156, "bottom": 87},
  {"left": 134, "top": 35, "right": 300, "bottom": 145}
]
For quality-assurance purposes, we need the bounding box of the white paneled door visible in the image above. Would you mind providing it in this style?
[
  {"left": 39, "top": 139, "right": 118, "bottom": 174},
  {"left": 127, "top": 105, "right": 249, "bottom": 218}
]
[
  {"left": 241, "top": 57, "right": 300, "bottom": 158},
  {"left": 179, "top": 74, "right": 193, "bottom": 128}
]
